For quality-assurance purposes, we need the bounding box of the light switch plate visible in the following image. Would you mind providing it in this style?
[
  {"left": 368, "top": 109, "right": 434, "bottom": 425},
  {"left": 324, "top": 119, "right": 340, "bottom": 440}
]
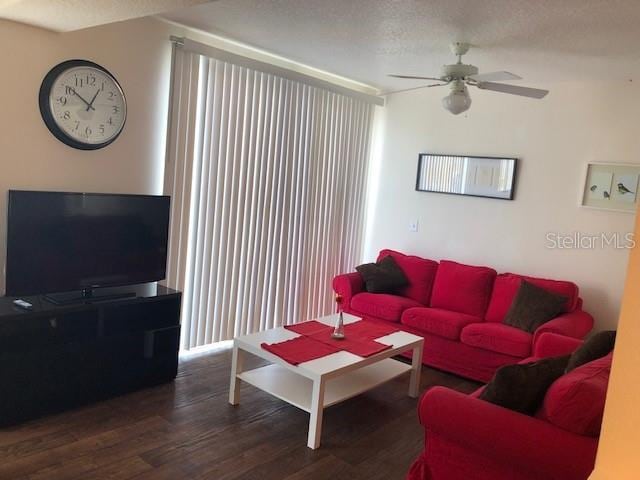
[{"left": 409, "top": 220, "right": 419, "bottom": 232}]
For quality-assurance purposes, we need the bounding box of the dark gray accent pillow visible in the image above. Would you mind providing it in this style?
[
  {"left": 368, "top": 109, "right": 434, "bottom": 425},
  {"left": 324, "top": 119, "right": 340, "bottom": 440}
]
[
  {"left": 503, "top": 280, "right": 568, "bottom": 333},
  {"left": 356, "top": 255, "right": 408, "bottom": 294},
  {"left": 480, "top": 355, "right": 570, "bottom": 415},
  {"left": 566, "top": 330, "right": 616, "bottom": 373}
]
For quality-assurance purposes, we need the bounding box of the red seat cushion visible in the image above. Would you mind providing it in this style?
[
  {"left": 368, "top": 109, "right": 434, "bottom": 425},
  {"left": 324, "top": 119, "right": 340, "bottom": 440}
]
[
  {"left": 377, "top": 249, "right": 439, "bottom": 305},
  {"left": 430, "top": 260, "right": 497, "bottom": 317},
  {"left": 461, "top": 323, "right": 532, "bottom": 358},
  {"left": 350, "top": 292, "right": 423, "bottom": 322},
  {"left": 540, "top": 353, "right": 612, "bottom": 436},
  {"left": 401, "top": 307, "right": 481, "bottom": 340},
  {"left": 485, "top": 273, "right": 579, "bottom": 323}
]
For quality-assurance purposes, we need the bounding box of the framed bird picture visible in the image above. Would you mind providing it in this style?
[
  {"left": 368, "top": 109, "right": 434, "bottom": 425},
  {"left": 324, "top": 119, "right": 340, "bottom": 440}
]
[{"left": 581, "top": 163, "right": 640, "bottom": 213}]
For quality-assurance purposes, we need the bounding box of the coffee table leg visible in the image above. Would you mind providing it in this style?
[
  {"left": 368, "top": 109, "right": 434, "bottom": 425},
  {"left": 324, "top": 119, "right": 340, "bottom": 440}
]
[
  {"left": 409, "top": 343, "right": 423, "bottom": 398},
  {"left": 307, "top": 379, "right": 326, "bottom": 449},
  {"left": 229, "top": 343, "right": 244, "bottom": 405}
]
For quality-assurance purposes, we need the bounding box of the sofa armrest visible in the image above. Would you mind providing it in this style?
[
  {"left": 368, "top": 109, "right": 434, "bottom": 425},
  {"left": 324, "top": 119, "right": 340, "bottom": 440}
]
[
  {"left": 332, "top": 272, "right": 364, "bottom": 308},
  {"left": 533, "top": 309, "right": 594, "bottom": 345},
  {"left": 419, "top": 387, "right": 598, "bottom": 480},
  {"left": 533, "top": 332, "right": 583, "bottom": 358}
]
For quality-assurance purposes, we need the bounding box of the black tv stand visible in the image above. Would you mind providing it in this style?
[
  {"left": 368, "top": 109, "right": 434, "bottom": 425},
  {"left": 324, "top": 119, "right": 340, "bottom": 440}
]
[
  {"left": 0, "top": 283, "right": 181, "bottom": 426},
  {"left": 44, "top": 286, "right": 136, "bottom": 305}
]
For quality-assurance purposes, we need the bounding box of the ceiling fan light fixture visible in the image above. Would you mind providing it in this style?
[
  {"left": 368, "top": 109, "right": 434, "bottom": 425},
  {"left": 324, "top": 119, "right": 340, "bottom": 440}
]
[{"left": 442, "top": 84, "right": 471, "bottom": 115}]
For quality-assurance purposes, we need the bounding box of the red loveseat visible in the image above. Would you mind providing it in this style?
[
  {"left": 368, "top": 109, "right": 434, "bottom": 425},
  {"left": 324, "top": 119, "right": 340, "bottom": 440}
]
[
  {"left": 333, "top": 249, "right": 594, "bottom": 382},
  {"left": 407, "top": 333, "right": 610, "bottom": 480}
]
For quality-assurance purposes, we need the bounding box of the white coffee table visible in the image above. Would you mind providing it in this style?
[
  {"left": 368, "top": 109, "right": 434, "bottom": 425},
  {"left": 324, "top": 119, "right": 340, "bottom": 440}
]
[{"left": 228, "top": 313, "right": 424, "bottom": 449}]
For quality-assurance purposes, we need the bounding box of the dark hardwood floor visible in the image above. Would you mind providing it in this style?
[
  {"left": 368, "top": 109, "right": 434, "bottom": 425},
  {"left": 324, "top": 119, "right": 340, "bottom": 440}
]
[{"left": 0, "top": 347, "right": 480, "bottom": 480}]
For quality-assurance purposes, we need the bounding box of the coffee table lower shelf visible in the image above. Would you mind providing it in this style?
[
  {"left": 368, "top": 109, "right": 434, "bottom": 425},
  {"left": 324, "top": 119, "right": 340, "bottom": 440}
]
[{"left": 238, "top": 359, "right": 412, "bottom": 413}]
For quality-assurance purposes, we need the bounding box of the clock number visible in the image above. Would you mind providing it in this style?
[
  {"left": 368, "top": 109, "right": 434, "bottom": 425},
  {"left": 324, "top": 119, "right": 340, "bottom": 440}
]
[
  {"left": 58, "top": 96, "right": 67, "bottom": 106},
  {"left": 65, "top": 86, "right": 75, "bottom": 95},
  {"left": 63, "top": 111, "right": 70, "bottom": 120},
  {"left": 108, "top": 91, "right": 114, "bottom": 101},
  {"left": 107, "top": 117, "right": 113, "bottom": 125},
  {"left": 85, "top": 126, "right": 92, "bottom": 136},
  {"left": 87, "top": 75, "right": 96, "bottom": 86},
  {"left": 112, "top": 105, "right": 120, "bottom": 114},
  {"left": 74, "top": 121, "right": 80, "bottom": 131},
  {"left": 101, "top": 82, "right": 106, "bottom": 92},
  {"left": 99, "top": 124, "right": 105, "bottom": 134},
  {"left": 75, "top": 76, "right": 83, "bottom": 88}
]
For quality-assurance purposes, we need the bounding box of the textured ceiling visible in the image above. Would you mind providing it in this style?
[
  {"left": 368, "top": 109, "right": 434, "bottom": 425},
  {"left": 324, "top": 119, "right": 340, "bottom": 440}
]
[
  {"left": 0, "top": 0, "right": 213, "bottom": 32},
  {"left": 162, "top": 0, "right": 640, "bottom": 91}
]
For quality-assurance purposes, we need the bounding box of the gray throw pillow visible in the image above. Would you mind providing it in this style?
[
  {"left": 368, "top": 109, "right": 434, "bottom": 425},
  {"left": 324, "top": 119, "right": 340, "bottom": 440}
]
[
  {"left": 503, "top": 280, "right": 568, "bottom": 333},
  {"left": 356, "top": 255, "right": 408, "bottom": 294},
  {"left": 480, "top": 355, "right": 570, "bottom": 415}
]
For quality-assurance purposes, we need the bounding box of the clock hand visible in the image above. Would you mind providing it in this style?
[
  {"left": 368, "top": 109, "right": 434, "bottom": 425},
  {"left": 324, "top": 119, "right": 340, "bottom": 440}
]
[
  {"left": 68, "top": 87, "right": 95, "bottom": 111},
  {"left": 86, "top": 89, "right": 100, "bottom": 112}
]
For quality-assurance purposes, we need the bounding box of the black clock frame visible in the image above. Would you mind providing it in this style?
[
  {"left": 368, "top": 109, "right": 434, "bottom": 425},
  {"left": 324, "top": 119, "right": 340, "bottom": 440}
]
[{"left": 38, "top": 59, "right": 127, "bottom": 151}]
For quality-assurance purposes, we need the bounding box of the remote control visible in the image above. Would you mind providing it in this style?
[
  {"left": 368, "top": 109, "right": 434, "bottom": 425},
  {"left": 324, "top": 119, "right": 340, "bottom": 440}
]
[{"left": 13, "top": 299, "right": 33, "bottom": 310}]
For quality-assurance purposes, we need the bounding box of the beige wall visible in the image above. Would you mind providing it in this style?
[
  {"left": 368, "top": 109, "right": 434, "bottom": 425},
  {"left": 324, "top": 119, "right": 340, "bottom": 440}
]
[
  {"left": 0, "top": 17, "right": 173, "bottom": 294},
  {"left": 589, "top": 209, "right": 640, "bottom": 479},
  {"left": 365, "top": 82, "right": 640, "bottom": 330}
]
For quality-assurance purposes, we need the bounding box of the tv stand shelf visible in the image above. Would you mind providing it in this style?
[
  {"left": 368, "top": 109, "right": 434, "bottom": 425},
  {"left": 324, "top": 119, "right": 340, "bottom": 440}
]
[{"left": 0, "top": 284, "right": 181, "bottom": 426}]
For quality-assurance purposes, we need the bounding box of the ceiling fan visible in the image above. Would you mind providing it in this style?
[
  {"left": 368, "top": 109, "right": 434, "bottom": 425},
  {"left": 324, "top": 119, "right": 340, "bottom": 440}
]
[{"left": 386, "top": 42, "right": 549, "bottom": 115}]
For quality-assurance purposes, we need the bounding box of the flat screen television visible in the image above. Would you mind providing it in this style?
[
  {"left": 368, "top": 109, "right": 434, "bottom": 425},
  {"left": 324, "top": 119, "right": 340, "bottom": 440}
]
[{"left": 6, "top": 190, "right": 170, "bottom": 298}]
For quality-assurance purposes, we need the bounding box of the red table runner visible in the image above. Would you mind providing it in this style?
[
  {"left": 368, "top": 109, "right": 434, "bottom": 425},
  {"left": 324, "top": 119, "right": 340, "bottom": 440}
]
[
  {"left": 343, "top": 320, "right": 400, "bottom": 340},
  {"left": 307, "top": 331, "right": 392, "bottom": 357},
  {"left": 285, "top": 320, "right": 332, "bottom": 336},
  {"left": 260, "top": 336, "right": 341, "bottom": 365},
  {"left": 262, "top": 319, "right": 401, "bottom": 365}
]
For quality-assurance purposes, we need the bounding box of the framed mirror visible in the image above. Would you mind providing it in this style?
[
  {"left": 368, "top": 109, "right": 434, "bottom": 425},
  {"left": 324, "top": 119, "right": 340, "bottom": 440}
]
[{"left": 416, "top": 153, "right": 518, "bottom": 200}]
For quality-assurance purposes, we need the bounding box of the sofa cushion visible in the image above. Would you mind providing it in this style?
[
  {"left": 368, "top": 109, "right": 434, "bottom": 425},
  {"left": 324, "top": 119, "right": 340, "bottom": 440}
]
[
  {"left": 430, "top": 260, "right": 497, "bottom": 317},
  {"left": 503, "top": 280, "right": 568, "bottom": 333},
  {"left": 356, "top": 255, "right": 408, "bottom": 294},
  {"left": 485, "top": 273, "right": 579, "bottom": 323},
  {"left": 461, "top": 323, "right": 533, "bottom": 358},
  {"left": 377, "top": 249, "right": 439, "bottom": 305},
  {"left": 401, "top": 307, "right": 482, "bottom": 340},
  {"left": 541, "top": 353, "right": 612, "bottom": 436},
  {"left": 479, "top": 354, "right": 570, "bottom": 415},
  {"left": 566, "top": 330, "right": 616, "bottom": 373},
  {"left": 350, "top": 292, "right": 423, "bottom": 322}
]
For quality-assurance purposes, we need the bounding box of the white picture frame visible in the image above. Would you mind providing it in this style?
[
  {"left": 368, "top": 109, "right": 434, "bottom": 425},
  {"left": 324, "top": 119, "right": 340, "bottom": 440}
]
[{"left": 581, "top": 162, "right": 640, "bottom": 213}]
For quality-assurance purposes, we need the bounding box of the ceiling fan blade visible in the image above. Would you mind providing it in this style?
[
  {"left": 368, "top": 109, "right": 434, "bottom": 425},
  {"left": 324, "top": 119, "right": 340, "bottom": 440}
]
[
  {"left": 469, "top": 71, "right": 522, "bottom": 82},
  {"left": 381, "top": 82, "right": 450, "bottom": 96},
  {"left": 476, "top": 81, "right": 549, "bottom": 99},
  {"left": 388, "top": 74, "right": 444, "bottom": 81}
]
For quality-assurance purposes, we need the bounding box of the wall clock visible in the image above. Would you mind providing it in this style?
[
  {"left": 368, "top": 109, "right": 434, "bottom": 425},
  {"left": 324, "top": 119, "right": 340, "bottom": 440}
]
[{"left": 39, "top": 59, "right": 126, "bottom": 150}]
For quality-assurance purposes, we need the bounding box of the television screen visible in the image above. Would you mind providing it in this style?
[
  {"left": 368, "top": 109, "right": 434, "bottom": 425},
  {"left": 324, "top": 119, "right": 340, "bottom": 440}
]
[{"left": 6, "top": 191, "right": 170, "bottom": 296}]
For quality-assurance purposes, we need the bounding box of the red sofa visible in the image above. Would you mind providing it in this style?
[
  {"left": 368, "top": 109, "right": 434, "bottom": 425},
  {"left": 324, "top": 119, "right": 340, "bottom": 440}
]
[
  {"left": 407, "top": 333, "right": 610, "bottom": 480},
  {"left": 333, "top": 249, "right": 594, "bottom": 382}
]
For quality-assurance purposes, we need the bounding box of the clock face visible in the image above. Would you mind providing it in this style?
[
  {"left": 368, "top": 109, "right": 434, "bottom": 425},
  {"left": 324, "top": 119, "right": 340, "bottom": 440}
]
[{"left": 39, "top": 60, "right": 126, "bottom": 150}]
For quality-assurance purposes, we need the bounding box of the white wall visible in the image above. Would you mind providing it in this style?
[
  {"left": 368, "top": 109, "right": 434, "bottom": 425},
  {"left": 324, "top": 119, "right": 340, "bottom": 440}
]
[
  {"left": 0, "top": 17, "right": 173, "bottom": 294},
  {"left": 365, "top": 82, "right": 640, "bottom": 330}
]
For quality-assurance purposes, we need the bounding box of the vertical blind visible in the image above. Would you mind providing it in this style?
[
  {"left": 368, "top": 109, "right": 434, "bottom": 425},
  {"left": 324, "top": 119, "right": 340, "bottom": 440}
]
[{"left": 164, "top": 42, "right": 376, "bottom": 350}]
